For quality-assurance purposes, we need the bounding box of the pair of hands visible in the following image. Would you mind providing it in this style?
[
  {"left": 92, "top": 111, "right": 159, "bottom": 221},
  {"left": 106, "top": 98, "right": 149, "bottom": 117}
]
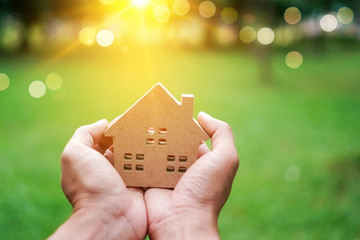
[{"left": 50, "top": 112, "right": 239, "bottom": 240}]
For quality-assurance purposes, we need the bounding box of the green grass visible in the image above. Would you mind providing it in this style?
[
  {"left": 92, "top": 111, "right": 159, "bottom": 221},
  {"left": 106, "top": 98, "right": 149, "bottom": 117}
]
[{"left": 1, "top": 47, "right": 360, "bottom": 239}]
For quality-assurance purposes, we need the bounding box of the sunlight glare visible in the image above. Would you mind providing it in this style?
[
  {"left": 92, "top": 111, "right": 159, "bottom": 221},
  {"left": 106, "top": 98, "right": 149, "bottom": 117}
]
[
  {"left": 96, "top": 29, "right": 114, "bottom": 47},
  {"left": 29, "top": 81, "right": 46, "bottom": 98},
  {"left": 132, "top": 0, "right": 150, "bottom": 8}
]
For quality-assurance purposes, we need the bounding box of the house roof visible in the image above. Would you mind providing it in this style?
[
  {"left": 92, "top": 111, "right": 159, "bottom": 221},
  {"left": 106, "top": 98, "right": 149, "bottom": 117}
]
[{"left": 105, "top": 83, "right": 208, "bottom": 142}]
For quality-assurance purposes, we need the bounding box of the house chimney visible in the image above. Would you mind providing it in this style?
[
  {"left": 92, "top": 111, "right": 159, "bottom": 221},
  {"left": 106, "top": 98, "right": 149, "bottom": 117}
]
[{"left": 181, "top": 94, "right": 194, "bottom": 117}]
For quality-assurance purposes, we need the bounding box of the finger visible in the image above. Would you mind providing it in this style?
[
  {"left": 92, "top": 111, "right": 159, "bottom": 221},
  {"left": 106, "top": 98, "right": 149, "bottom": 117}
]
[
  {"left": 70, "top": 119, "right": 108, "bottom": 148},
  {"left": 104, "top": 149, "right": 115, "bottom": 165},
  {"left": 198, "top": 142, "right": 210, "bottom": 158},
  {"left": 198, "top": 112, "right": 237, "bottom": 157}
]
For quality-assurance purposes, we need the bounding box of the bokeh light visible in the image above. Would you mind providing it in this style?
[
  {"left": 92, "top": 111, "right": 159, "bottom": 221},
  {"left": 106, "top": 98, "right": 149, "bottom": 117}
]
[
  {"left": 153, "top": 5, "right": 171, "bottom": 23},
  {"left": 172, "top": 0, "right": 190, "bottom": 16},
  {"left": 79, "top": 27, "right": 96, "bottom": 45},
  {"left": 257, "top": 27, "right": 275, "bottom": 45},
  {"left": 214, "top": 25, "right": 237, "bottom": 47},
  {"left": 286, "top": 51, "right": 303, "bottom": 69},
  {"left": 0, "top": 73, "right": 10, "bottom": 91},
  {"left": 337, "top": 7, "right": 354, "bottom": 24},
  {"left": 0, "top": 18, "right": 23, "bottom": 52},
  {"left": 284, "top": 165, "right": 301, "bottom": 183},
  {"left": 320, "top": 14, "right": 338, "bottom": 32},
  {"left": 169, "top": 18, "right": 206, "bottom": 47},
  {"left": 132, "top": 0, "right": 150, "bottom": 8},
  {"left": 284, "top": 7, "right": 301, "bottom": 25},
  {"left": 239, "top": 26, "right": 256, "bottom": 44},
  {"left": 96, "top": 29, "right": 114, "bottom": 47},
  {"left": 221, "top": 7, "right": 238, "bottom": 24},
  {"left": 29, "top": 81, "right": 46, "bottom": 98},
  {"left": 99, "top": 0, "right": 114, "bottom": 5},
  {"left": 199, "top": 1, "right": 216, "bottom": 19},
  {"left": 45, "top": 73, "right": 63, "bottom": 90}
]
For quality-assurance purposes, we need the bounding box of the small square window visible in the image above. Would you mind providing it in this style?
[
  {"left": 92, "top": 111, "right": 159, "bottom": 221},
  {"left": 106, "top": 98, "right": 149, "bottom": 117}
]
[
  {"left": 179, "top": 166, "right": 187, "bottom": 173},
  {"left": 147, "top": 127, "right": 155, "bottom": 134},
  {"left": 158, "top": 139, "right": 166, "bottom": 145},
  {"left": 136, "top": 164, "right": 144, "bottom": 172},
  {"left": 124, "top": 164, "right": 132, "bottom": 171},
  {"left": 124, "top": 153, "right": 132, "bottom": 160},
  {"left": 146, "top": 138, "right": 155, "bottom": 145},
  {"left": 136, "top": 154, "right": 144, "bottom": 160},
  {"left": 166, "top": 166, "right": 175, "bottom": 173},
  {"left": 179, "top": 156, "right": 187, "bottom": 162},
  {"left": 159, "top": 128, "right": 167, "bottom": 134},
  {"left": 167, "top": 155, "right": 175, "bottom": 162}
]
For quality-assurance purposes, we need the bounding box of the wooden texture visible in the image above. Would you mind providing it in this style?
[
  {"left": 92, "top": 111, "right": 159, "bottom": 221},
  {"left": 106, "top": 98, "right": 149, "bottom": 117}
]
[{"left": 105, "top": 83, "right": 209, "bottom": 188}]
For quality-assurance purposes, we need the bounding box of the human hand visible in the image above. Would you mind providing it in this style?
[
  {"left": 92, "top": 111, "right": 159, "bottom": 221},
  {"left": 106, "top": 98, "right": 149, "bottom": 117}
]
[
  {"left": 145, "top": 112, "right": 239, "bottom": 240},
  {"left": 49, "top": 120, "right": 147, "bottom": 240}
]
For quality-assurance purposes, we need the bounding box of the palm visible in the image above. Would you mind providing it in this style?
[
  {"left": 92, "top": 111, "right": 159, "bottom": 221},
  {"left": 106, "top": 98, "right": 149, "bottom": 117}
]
[
  {"left": 60, "top": 121, "right": 148, "bottom": 239},
  {"left": 145, "top": 113, "right": 239, "bottom": 238}
]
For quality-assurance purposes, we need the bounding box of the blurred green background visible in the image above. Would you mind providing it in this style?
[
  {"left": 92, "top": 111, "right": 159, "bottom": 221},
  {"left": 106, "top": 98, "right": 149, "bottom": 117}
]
[{"left": 1, "top": 0, "right": 360, "bottom": 239}]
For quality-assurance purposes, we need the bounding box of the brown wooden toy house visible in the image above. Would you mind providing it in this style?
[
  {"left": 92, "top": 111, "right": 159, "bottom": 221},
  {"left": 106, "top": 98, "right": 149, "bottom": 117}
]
[{"left": 104, "top": 83, "right": 208, "bottom": 188}]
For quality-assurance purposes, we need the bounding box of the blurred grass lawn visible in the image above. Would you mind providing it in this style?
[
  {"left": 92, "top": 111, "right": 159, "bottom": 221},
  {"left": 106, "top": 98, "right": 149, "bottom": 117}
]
[{"left": 0, "top": 47, "right": 360, "bottom": 239}]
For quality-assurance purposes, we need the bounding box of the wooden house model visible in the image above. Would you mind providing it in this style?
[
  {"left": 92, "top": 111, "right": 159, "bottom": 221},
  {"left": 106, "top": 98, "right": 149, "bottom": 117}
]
[{"left": 104, "top": 83, "right": 209, "bottom": 188}]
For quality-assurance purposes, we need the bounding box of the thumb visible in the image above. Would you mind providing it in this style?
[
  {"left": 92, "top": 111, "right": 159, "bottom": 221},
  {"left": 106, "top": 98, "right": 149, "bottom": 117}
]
[{"left": 70, "top": 119, "right": 109, "bottom": 148}]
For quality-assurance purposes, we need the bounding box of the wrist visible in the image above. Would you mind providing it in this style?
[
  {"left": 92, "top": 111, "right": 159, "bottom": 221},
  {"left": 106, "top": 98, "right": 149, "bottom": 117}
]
[
  {"left": 50, "top": 198, "right": 142, "bottom": 240},
  {"left": 149, "top": 207, "right": 220, "bottom": 240}
]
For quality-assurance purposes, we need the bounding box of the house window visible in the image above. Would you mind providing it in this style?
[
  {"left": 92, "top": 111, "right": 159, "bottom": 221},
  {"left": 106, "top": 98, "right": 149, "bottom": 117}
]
[
  {"left": 158, "top": 139, "right": 166, "bottom": 145},
  {"left": 136, "top": 154, "right": 144, "bottom": 160},
  {"left": 178, "top": 167, "right": 187, "bottom": 173},
  {"left": 179, "top": 156, "right": 187, "bottom": 162},
  {"left": 159, "top": 128, "right": 167, "bottom": 134},
  {"left": 124, "top": 164, "right": 132, "bottom": 171},
  {"left": 166, "top": 166, "right": 175, "bottom": 173},
  {"left": 167, "top": 155, "right": 175, "bottom": 162},
  {"left": 146, "top": 138, "right": 155, "bottom": 145},
  {"left": 147, "top": 127, "right": 155, "bottom": 134},
  {"left": 136, "top": 164, "right": 144, "bottom": 172},
  {"left": 124, "top": 153, "right": 132, "bottom": 160}
]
